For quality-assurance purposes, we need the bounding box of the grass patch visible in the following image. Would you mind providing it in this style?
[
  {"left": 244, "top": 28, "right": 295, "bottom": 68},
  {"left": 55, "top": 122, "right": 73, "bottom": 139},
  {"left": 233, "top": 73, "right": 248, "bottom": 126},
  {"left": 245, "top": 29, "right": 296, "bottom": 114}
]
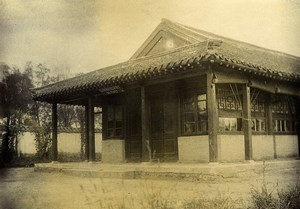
[
  {"left": 182, "top": 195, "right": 236, "bottom": 209},
  {"left": 248, "top": 183, "right": 300, "bottom": 209}
]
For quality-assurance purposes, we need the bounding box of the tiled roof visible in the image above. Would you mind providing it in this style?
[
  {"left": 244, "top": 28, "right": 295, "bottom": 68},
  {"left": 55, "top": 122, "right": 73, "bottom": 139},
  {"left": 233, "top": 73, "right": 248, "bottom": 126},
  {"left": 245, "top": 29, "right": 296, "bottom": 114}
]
[{"left": 32, "top": 20, "right": 300, "bottom": 101}]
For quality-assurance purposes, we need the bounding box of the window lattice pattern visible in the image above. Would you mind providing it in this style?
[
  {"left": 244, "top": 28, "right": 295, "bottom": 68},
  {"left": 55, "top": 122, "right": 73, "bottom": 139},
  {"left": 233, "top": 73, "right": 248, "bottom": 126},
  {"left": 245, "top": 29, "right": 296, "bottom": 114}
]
[
  {"left": 218, "top": 88, "right": 242, "bottom": 110},
  {"left": 272, "top": 95, "right": 298, "bottom": 133},
  {"left": 250, "top": 89, "right": 266, "bottom": 132},
  {"left": 251, "top": 96, "right": 265, "bottom": 113},
  {"left": 217, "top": 84, "right": 243, "bottom": 132}
]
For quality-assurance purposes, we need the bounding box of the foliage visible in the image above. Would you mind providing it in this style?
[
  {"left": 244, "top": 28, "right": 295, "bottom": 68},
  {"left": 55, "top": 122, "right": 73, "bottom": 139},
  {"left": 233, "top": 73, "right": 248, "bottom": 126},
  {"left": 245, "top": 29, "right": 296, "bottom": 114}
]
[
  {"left": 33, "top": 126, "right": 52, "bottom": 160},
  {"left": 23, "top": 62, "right": 86, "bottom": 160},
  {"left": 0, "top": 63, "right": 34, "bottom": 166},
  {"left": 248, "top": 183, "right": 300, "bottom": 209},
  {"left": 248, "top": 162, "right": 300, "bottom": 209},
  {"left": 0, "top": 65, "right": 33, "bottom": 121},
  {"left": 182, "top": 196, "right": 235, "bottom": 209},
  {"left": 1, "top": 61, "right": 89, "bottom": 163},
  {"left": 277, "top": 183, "right": 300, "bottom": 209},
  {"left": 144, "top": 192, "right": 174, "bottom": 209}
]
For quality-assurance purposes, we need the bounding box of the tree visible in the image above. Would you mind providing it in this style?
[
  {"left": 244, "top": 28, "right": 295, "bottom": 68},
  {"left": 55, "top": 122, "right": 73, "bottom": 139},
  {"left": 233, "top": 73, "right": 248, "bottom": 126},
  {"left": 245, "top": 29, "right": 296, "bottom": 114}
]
[
  {"left": 0, "top": 64, "right": 34, "bottom": 166},
  {"left": 24, "top": 62, "right": 84, "bottom": 160}
]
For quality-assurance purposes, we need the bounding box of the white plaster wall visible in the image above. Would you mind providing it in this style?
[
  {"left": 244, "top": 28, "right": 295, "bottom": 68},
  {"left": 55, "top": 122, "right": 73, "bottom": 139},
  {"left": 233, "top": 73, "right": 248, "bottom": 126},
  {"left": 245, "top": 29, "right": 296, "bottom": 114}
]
[
  {"left": 178, "top": 135, "right": 209, "bottom": 163},
  {"left": 58, "top": 133, "right": 81, "bottom": 153},
  {"left": 17, "top": 132, "right": 36, "bottom": 155},
  {"left": 252, "top": 135, "right": 274, "bottom": 160},
  {"left": 102, "top": 139, "right": 125, "bottom": 163},
  {"left": 275, "top": 135, "right": 298, "bottom": 158},
  {"left": 218, "top": 135, "right": 245, "bottom": 162},
  {"left": 17, "top": 132, "right": 102, "bottom": 155}
]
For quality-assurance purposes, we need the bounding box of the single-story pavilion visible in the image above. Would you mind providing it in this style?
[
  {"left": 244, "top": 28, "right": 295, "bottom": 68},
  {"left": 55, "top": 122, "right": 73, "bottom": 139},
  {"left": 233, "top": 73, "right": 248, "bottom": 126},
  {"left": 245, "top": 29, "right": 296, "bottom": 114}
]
[{"left": 32, "top": 19, "right": 300, "bottom": 163}]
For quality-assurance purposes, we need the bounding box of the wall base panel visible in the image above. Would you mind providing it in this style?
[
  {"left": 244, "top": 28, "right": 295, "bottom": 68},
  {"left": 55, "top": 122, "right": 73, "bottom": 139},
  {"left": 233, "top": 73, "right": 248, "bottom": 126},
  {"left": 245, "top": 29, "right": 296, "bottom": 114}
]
[
  {"left": 178, "top": 136, "right": 209, "bottom": 163},
  {"left": 275, "top": 135, "right": 298, "bottom": 158},
  {"left": 102, "top": 139, "right": 125, "bottom": 163},
  {"left": 218, "top": 135, "right": 245, "bottom": 162},
  {"left": 252, "top": 135, "right": 274, "bottom": 160}
]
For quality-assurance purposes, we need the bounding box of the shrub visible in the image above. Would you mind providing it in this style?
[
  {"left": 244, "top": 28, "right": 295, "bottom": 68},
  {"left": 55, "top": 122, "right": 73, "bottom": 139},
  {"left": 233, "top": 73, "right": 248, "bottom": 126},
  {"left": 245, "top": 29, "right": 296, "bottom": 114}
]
[
  {"left": 249, "top": 183, "right": 279, "bottom": 209},
  {"left": 182, "top": 196, "right": 235, "bottom": 209},
  {"left": 278, "top": 184, "right": 300, "bottom": 209}
]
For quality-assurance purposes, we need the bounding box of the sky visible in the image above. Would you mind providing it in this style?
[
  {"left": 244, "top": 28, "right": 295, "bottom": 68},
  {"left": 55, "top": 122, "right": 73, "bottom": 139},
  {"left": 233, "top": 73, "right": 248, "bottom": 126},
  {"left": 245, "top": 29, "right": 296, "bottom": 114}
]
[{"left": 0, "top": 0, "right": 300, "bottom": 75}]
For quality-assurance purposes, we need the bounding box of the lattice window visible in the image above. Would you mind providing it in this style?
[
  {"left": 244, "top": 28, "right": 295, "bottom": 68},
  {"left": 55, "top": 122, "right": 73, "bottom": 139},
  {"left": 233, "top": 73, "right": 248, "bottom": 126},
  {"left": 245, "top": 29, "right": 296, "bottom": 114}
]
[
  {"left": 217, "top": 84, "right": 243, "bottom": 132},
  {"left": 181, "top": 92, "right": 207, "bottom": 135},
  {"left": 106, "top": 105, "right": 123, "bottom": 138},
  {"left": 272, "top": 95, "right": 298, "bottom": 133},
  {"left": 251, "top": 88, "right": 266, "bottom": 132},
  {"left": 218, "top": 85, "right": 242, "bottom": 111}
]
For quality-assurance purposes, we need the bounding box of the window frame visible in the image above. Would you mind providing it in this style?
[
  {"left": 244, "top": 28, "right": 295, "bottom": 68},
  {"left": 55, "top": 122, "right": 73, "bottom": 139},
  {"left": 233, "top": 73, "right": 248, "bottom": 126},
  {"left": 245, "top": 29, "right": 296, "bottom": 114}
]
[
  {"left": 106, "top": 104, "right": 124, "bottom": 139},
  {"left": 272, "top": 95, "right": 298, "bottom": 134},
  {"left": 250, "top": 89, "right": 267, "bottom": 134},
  {"left": 181, "top": 91, "right": 208, "bottom": 136},
  {"left": 217, "top": 84, "right": 243, "bottom": 134}
]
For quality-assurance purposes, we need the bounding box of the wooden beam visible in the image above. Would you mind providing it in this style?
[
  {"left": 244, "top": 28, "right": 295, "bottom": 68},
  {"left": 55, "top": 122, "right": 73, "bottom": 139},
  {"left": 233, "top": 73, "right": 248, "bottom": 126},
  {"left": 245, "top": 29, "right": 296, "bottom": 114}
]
[
  {"left": 141, "top": 86, "right": 150, "bottom": 162},
  {"left": 207, "top": 68, "right": 218, "bottom": 162},
  {"left": 123, "top": 65, "right": 208, "bottom": 91},
  {"left": 243, "top": 85, "right": 253, "bottom": 160},
  {"left": 88, "top": 97, "right": 95, "bottom": 161},
  {"left": 52, "top": 103, "right": 58, "bottom": 162}
]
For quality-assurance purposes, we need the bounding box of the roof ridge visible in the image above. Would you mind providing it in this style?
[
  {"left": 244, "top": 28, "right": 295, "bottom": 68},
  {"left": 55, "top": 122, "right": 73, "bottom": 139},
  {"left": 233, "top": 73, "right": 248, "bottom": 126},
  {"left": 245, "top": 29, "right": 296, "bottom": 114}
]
[{"left": 163, "top": 18, "right": 300, "bottom": 60}]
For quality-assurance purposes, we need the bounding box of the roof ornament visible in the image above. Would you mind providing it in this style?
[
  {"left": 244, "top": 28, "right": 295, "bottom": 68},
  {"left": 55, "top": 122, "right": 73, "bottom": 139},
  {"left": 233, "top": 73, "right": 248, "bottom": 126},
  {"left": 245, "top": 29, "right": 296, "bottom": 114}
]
[{"left": 207, "top": 39, "right": 223, "bottom": 50}]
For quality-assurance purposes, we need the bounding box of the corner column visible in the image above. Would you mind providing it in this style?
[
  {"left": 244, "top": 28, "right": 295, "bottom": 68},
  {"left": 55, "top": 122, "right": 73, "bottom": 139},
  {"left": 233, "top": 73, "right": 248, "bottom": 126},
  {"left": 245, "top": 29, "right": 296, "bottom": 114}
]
[
  {"left": 85, "top": 105, "right": 90, "bottom": 161},
  {"left": 296, "top": 98, "right": 300, "bottom": 158},
  {"left": 52, "top": 103, "right": 58, "bottom": 162},
  {"left": 141, "top": 86, "right": 150, "bottom": 161},
  {"left": 88, "top": 97, "right": 95, "bottom": 161},
  {"left": 243, "top": 84, "right": 253, "bottom": 160},
  {"left": 207, "top": 70, "right": 218, "bottom": 162}
]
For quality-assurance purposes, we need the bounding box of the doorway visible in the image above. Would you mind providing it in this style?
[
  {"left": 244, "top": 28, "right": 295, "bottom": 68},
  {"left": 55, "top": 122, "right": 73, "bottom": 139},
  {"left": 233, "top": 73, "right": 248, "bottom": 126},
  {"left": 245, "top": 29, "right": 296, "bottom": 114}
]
[{"left": 150, "top": 92, "right": 178, "bottom": 161}]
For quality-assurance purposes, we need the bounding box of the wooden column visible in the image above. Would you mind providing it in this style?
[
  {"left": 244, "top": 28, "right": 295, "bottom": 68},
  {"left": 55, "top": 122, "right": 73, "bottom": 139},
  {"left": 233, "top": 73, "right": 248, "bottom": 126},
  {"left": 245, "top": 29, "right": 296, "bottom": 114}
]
[
  {"left": 296, "top": 98, "right": 300, "bottom": 158},
  {"left": 266, "top": 94, "right": 273, "bottom": 135},
  {"left": 85, "top": 105, "right": 89, "bottom": 161},
  {"left": 141, "top": 86, "right": 150, "bottom": 161},
  {"left": 88, "top": 97, "right": 95, "bottom": 161},
  {"left": 207, "top": 71, "right": 218, "bottom": 162},
  {"left": 266, "top": 94, "right": 276, "bottom": 158},
  {"left": 243, "top": 85, "right": 253, "bottom": 160},
  {"left": 52, "top": 103, "right": 58, "bottom": 162}
]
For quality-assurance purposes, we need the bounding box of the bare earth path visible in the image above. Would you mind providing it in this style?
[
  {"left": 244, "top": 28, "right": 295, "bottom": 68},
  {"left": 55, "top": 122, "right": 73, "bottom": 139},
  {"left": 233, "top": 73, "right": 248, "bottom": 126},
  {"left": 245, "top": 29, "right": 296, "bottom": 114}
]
[{"left": 0, "top": 163, "right": 299, "bottom": 209}]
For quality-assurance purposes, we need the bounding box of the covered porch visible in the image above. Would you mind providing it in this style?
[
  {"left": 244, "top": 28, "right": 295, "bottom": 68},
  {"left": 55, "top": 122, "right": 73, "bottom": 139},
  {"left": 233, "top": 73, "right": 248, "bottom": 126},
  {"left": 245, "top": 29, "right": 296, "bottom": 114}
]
[{"left": 32, "top": 58, "right": 300, "bottom": 163}]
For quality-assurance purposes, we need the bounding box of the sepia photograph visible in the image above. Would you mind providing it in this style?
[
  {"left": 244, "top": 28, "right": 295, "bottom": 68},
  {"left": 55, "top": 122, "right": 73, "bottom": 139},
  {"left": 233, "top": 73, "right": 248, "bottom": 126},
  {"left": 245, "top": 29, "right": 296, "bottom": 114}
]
[{"left": 1, "top": 0, "right": 300, "bottom": 208}]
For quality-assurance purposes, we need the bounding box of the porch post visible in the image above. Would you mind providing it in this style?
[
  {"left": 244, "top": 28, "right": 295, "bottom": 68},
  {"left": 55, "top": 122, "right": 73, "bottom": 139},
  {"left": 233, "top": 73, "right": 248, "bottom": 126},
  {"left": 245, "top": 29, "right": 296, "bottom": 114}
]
[
  {"left": 85, "top": 105, "right": 89, "bottom": 161},
  {"left": 243, "top": 84, "right": 253, "bottom": 160},
  {"left": 88, "top": 97, "right": 95, "bottom": 161},
  {"left": 207, "top": 70, "right": 218, "bottom": 162},
  {"left": 266, "top": 94, "right": 276, "bottom": 158},
  {"left": 141, "top": 86, "right": 150, "bottom": 161},
  {"left": 52, "top": 103, "right": 58, "bottom": 162},
  {"left": 296, "top": 98, "right": 300, "bottom": 158}
]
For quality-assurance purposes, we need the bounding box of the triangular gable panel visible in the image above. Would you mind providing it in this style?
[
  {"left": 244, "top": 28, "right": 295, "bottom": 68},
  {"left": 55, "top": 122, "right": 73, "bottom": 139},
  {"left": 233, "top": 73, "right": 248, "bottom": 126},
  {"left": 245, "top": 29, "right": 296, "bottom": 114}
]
[
  {"left": 131, "top": 19, "right": 209, "bottom": 59},
  {"left": 138, "top": 30, "right": 190, "bottom": 58}
]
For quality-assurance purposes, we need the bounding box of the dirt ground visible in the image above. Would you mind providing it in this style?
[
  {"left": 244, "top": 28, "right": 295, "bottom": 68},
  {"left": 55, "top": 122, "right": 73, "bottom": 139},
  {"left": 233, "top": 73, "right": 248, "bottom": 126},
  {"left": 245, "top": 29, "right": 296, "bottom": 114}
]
[{"left": 0, "top": 165, "right": 299, "bottom": 209}]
